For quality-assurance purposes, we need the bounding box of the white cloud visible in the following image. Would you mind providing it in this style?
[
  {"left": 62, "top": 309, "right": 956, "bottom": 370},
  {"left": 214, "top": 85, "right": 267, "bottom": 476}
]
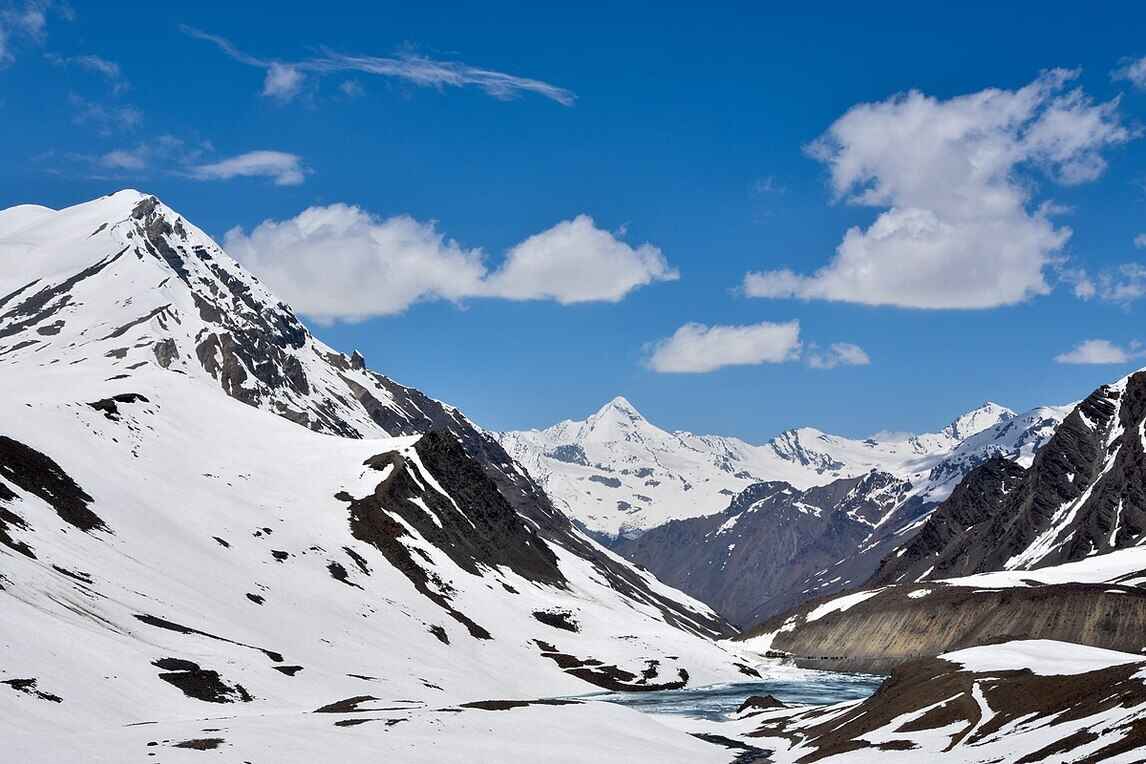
[
  {"left": 1061, "top": 267, "right": 1097, "bottom": 300},
  {"left": 744, "top": 69, "right": 1130, "bottom": 309},
  {"left": 189, "top": 150, "right": 306, "bottom": 186},
  {"left": 483, "top": 214, "right": 678, "bottom": 303},
  {"left": 1096, "top": 263, "right": 1146, "bottom": 304},
  {"left": 1054, "top": 339, "right": 1140, "bottom": 365},
  {"left": 184, "top": 26, "right": 575, "bottom": 106},
  {"left": 1135, "top": 233, "right": 1146, "bottom": 249},
  {"left": 0, "top": 1, "right": 55, "bottom": 64},
  {"left": 224, "top": 205, "right": 486, "bottom": 322},
  {"left": 222, "top": 205, "right": 676, "bottom": 322},
  {"left": 263, "top": 62, "right": 304, "bottom": 101},
  {"left": 75, "top": 136, "right": 209, "bottom": 177},
  {"left": 645, "top": 321, "right": 802, "bottom": 373},
  {"left": 1113, "top": 56, "right": 1146, "bottom": 89},
  {"left": 1068, "top": 262, "right": 1146, "bottom": 305},
  {"left": 806, "top": 342, "right": 871, "bottom": 369},
  {"left": 99, "top": 148, "right": 146, "bottom": 170}
]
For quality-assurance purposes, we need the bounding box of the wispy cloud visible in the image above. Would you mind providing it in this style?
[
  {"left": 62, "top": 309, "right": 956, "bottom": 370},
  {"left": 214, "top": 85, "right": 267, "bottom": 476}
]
[
  {"left": 189, "top": 150, "right": 307, "bottom": 186},
  {"left": 182, "top": 25, "right": 575, "bottom": 106},
  {"left": 1112, "top": 56, "right": 1146, "bottom": 89},
  {"left": 1070, "top": 262, "right": 1146, "bottom": 306},
  {"left": 47, "top": 52, "right": 128, "bottom": 92},
  {"left": 68, "top": 93, "right": 142, "bottom": 134},
  {"left": 806, "top": 342, "right": 871, "bottom": 369},
  {"left": 1, "top": 0, "right": 65, "bottom": 64},
  {"left": 56, "top": 137, "right": 300, "bottom": 187}
]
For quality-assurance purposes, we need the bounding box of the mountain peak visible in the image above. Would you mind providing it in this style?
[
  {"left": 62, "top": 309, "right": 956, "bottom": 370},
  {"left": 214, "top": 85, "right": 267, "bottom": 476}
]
[
  {"left": 577, "top": 395, "right": 657, "bottom": 444},
  {"left": 0, "top": 190, "right": 449, "bottom": 442},
  {"left": 944, "top": 401, "right": 1015, "bottom": 441},
  {"left": 600, "top": 395, "right": 641, "bottom": 417}
]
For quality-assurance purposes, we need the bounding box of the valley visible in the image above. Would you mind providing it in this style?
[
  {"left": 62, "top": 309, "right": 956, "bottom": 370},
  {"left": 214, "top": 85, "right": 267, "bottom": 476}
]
[{"left": 5, "top": 191, "right": 1146, "bottom": 762}]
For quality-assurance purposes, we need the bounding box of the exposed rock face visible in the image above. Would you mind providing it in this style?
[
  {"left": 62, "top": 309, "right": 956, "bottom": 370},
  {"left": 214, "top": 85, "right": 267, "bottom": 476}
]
[
  {"left": 614, "top": 472, "right": 911, "bottom": 626},
  {"left": 750, "top": 642, "right": 1146, "bottom": 762},
  {"left": 749, "top": 583, "right": 1146, "bottom": 673},
  {"left": 872, "top": 372, "right": 1146, "bottom": 584},
  {"left": 869, "top": 456, "right": 1027, "bottom": 585},
  {"left": 0, "top": 191, "right": 769, "bottom": 762},
  {"left": 505, "top": 390, "right": 1065, "bottom": 628}
]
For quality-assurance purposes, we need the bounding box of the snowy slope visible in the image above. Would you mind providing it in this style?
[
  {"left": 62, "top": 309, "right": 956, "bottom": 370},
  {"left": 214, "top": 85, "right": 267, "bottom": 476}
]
[
  {"left": 500, "top": 396, "right": 1064, "bottom": 538},
  {"left": 0, "top": 192, "right": 760, "bottom": 762},
  {"left": 747, "top": 639, "right": 1146, "bottom": 762},
  {"left": 552, "top": 397, "right": 1065, "bottom": 625},
  {"left": 872, "top": 368, "right": 1146, "bottom": 586}
]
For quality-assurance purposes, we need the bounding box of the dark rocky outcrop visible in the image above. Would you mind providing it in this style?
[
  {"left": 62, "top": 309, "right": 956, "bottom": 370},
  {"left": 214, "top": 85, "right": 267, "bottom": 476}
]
[
  {"left": 738, "top": 694, "right": 786, "bottom": 714},
  {"left": 0, "top": 436, "right": 103, "bottom": 532},
  {"left": 152, "top": 658, "right": 252, "bottom": 704},
  {"left": 870, "top": 372, "right": 1146, "bottom": 585},
  {"left": 870, "top": 456, "right": 1027, "bottom": 585}
]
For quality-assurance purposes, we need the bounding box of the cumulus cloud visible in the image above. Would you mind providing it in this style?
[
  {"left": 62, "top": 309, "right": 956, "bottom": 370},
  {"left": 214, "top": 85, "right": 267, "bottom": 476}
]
[
  {"left": 744, "top": 69, "right": 1131, "bottom": 309},
  {"left": 1113, "top": 56, "right": 1146, "bottom": 89},
  {"left": 483, "top": 215, "right": 678, "bottom": 303},
  {"left": 806, "top": 342, "right": 871, "bottom": 369},
  {"left": 1054, "top": 339, "right": 1141, "bottom": 365},
  {"left": 222, "top": 205, "right": 676, "bottom": 322},
  {"left": 189, "top": 150, "right": 306, "bottom": 186},
  {"left": 645, "top": 321, "right": 803, "bottom": 373},
  {"left": 184, "top": 26, "right": 574, "bottom": 106}
]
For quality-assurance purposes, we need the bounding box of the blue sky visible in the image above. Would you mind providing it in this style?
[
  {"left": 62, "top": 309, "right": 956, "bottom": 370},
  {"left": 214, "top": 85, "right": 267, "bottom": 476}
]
[{"left": 4, "top": 1, "right": 1146, "bottom": 441}]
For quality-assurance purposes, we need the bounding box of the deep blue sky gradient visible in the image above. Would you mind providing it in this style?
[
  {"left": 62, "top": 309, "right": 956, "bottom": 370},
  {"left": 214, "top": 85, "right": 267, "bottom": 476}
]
[{"left": 3, "top": 1, "right": 1145, "bottom": 439}]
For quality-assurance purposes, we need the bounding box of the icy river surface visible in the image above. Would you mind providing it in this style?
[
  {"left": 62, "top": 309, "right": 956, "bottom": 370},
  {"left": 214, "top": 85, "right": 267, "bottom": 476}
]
[{"left": 580, "top": 666, "right": 883, "bottom": 721}]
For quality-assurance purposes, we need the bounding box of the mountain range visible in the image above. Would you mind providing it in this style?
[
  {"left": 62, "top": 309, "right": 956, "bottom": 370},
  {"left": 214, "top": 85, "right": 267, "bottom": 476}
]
[
  {"left": 503, "top": 393, "right": 1067, "bottom": 624},
  {"left": 0, "top": 191, "right": 760, "bottom": 762},
  {"left": 7, "top": 190, "right": 1146, "bottom": 762}
]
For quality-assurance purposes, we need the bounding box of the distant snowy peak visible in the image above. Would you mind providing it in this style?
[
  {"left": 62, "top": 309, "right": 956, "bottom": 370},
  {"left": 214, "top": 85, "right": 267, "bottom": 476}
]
[
  {"left": 500, "top": 393, "right": 1067, "bottom": 538},
  {"left": 766, "top": 428, "right": 850, "bottom": 472},
  {"left": 943, "top": 400, "right": 1015, "bottom": 441}
]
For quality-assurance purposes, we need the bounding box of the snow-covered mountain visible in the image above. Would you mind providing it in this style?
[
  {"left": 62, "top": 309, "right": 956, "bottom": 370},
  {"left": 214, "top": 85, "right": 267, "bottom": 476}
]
[
  {"left": 731, "top": 365, "right": 1146, "bottom": 686},
  {"left": 0, "top": 191, "right": 761, "bottom": 762},
  {"left": 605, "top": 401, "right": 1067, "bottom": 625},
  {"left": 499, "top": 396, "right": 1063, "bottom": 539},
  {"left": 873, "top": 368, "right": 1146, "bottom": 584}
]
